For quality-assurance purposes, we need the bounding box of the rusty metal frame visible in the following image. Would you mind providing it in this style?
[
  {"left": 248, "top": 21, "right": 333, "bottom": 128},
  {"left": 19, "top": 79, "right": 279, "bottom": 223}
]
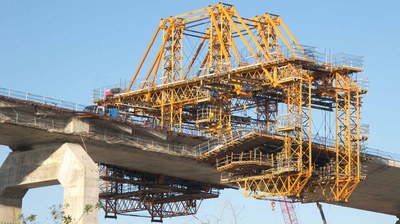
[{"left": 98, "top": 164, "right": 220, "bottom": 222}]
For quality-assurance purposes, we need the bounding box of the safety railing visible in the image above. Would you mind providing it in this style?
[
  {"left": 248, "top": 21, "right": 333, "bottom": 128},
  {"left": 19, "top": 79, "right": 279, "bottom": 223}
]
[
  {"left": 0, "top": 87, "right": 86, "bottom": 111},
  {"left": 312, "top": 135, "right": 336, "bottom": 148},
  {"left": 112, "top": 46, "right": 363, "bottom": 94},
  {"left": 273, "top": 44, "right": 364, "bottom": 69},
  {"left": 363, "top": 148, "right": 400, "bottom": 162},
  {"left": 277, "top": 113, "right": 303, "bottom": 131},
  {"left": 274, "top": 156, "right": 299, "bottom": 173},
  {"left": 194, "top": 129, "right": 250, "bottom": 154},
  {"left": 198, "top": 126, "right": 373, "bottom": 156},
  {"left": 195, "top": 128, "right": 281, "bottom": 156},
  {"left": 0, "top": 111, "right": 67, "bottom": 130},
  {"left": 6, "top": 105, "right": 393, "bottom": 162},
  {"left": 0, "top": 110, "right": 195, "bottom": 157},
  {"left": 316, "top": 51, "right": 332, "bottom": 67},
  {"left": 332, "top": 53, "right": 364, "bottom": 69},
  {"left": 194, "top": 127, "right": 357, "bottom": 156},
  {"left": 216, "top": 150, "right": 272, "bottom": 169},
  {"left": 91, "top": 128, "right": 196, "bottom": 157},
  {"left": 360, "top": 124, "right": 370, "bottom": 139},
  {"left": 196, "top": 106, "right": 216, "bottom": 124},
  {"left": 276, "top": 64, "right": 303, "bottom": 83},
  {"left": 275, "top": 44, "right": 318, "bottom": 61},
  {"left": 355, "top": 76, "right": 369, "bottom": 92},
  {"left": 92, "top": 80, "right": 129, "bottom": 101},
  {"left": 314, "top": 163, "right": 336, "bottom": 180}
]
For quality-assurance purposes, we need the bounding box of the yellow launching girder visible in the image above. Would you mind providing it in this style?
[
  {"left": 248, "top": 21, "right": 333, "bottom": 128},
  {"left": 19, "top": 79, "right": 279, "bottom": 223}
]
[
  {"left": 124, "top": 3, "right": 308, "bottom": 90},
  {"left": 97, "top": 3, "right": 367, "bottom": 203}
]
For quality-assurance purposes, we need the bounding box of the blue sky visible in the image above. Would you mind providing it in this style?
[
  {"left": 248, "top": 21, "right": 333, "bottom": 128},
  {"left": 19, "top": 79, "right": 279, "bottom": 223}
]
[{"left": 1, "top": 0, "right": 399, "bottom": 223}]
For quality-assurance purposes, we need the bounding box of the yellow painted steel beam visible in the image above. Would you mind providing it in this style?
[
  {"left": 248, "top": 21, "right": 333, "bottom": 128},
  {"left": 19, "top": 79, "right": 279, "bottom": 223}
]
[
  {"left": 207, "top": 8, "right": 231, "bottom": 68},
  {"left": 183, "top": 30, "right": 209, "bottom": 79},
  {"left": 264, "top": 15, "right": 297, "bottom": 57},
  {"left": 279, "top": 18, "right": 305, "bottom": 55},
  {"left": 128, "top": 25, "right": 161, "bottom": 91},
  {"left": 143, "top": 21, "right": 173, "bottom": 88}
]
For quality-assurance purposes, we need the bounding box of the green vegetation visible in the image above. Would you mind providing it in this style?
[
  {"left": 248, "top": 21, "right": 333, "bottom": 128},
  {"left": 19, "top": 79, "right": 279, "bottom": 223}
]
[{"left": 19, "top": 203, "right": 101, "bottom": 224}]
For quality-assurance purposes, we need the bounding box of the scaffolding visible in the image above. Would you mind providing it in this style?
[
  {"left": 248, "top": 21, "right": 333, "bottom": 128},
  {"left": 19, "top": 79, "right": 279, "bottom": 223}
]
[
  {"left": 98, "top": 164, "right": 220, "bottom": 222},
  {"left": 97, "top": 3, "right": 367, "bottom": 206}
]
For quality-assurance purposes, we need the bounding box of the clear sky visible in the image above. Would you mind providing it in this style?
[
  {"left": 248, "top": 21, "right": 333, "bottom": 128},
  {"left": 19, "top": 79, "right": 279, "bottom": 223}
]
[{"left": 1, "top": 0, "right": 400, "bottom": 223}]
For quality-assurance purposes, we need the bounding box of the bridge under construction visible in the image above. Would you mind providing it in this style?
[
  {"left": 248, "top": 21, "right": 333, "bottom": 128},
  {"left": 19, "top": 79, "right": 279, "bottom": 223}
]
[
  {"left": 0, "top": 3, "right": 399, "bottom": 224},
  {"left": 0, "top": 89, "right": 399, "bottom": 223},
  {"left": 96, "top": 3, "right": 368, "bottom": 204}
]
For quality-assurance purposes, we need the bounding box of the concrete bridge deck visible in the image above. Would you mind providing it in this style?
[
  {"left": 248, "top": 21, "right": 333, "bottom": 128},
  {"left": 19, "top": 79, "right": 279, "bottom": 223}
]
[
  {"left": 0, "top": 95, "right": 399, "bottom": 218},
  {"left": 0, "top": 95, "right": 220, "bottom": 185}
]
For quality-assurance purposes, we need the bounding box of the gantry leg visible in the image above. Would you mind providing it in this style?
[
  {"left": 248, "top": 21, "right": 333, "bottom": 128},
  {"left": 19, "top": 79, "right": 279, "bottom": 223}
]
[{"left": 0, "top": 143, "right": 99, "bottom": 224}]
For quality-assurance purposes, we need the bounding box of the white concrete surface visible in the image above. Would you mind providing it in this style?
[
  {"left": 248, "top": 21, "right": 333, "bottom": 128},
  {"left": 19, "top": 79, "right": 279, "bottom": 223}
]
[
  {"left": 0, "top": 143, "right": 99, "bottom": 224},
  {"left": 65, "top": 117, "right": 90, "bottom": 133}
]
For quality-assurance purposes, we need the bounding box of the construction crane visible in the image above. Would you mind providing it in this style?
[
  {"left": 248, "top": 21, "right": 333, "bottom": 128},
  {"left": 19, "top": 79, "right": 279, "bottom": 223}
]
[
  {"left": 95, "top": 2, "right": 368, "bottom": 211},
  {"left": 279, "top": 197, "right": 299, "bottom": 224}
]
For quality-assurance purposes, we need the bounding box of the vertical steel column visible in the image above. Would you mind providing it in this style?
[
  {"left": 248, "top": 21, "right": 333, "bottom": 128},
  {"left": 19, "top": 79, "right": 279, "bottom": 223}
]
[{"left": 333, "top": 72, "right": 360, "bottom": 201}]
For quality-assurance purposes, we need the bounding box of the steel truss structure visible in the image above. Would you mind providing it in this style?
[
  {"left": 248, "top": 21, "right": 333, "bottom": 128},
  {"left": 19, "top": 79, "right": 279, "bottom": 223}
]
[
  {"left": 280, "top": 196, "right": 299, "bottom": 224},
  {"left": 97, "top": 3, "right": 367, "bottom": 205},
  {"left": 98, "top": 164, "right": 220, "bottom": 222}
]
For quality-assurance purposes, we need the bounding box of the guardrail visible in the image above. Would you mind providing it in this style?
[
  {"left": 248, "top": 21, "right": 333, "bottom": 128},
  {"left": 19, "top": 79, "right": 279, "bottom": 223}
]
[
  {"left": 92, "top": 44, "right": 364, "bottom": 94},
  {"left": 275, "top": 44, "right": 364, "bottom": 69},
  {"left": 194, "top": 129, "right": 250, "bottom": 154},
  {"left": 195, "top": 127, "right": 340, "bottom": 155},
  {"left": 0, "top": 111, "right": 67, "bottom": 130},
  {"left": 363, "top": 148, "right": 400, "bottom": 161},
  {"left": 92, "top": 128, "right": 196, "bottom": 157},
  {"left": 2, "top": 106, "right": 398, "bottom": 162},
  {"left": 0, "top": 110, "right": 194, "bottom": 157},
  {"left": 216, "top": 150, "right": 272, "bottom": 168},
  {"left": 92, "top": 80, "right": 129, "bottom": 101},
  {"left": 332, "top": 53, "right": 364, "bottom": 69},
  {"left": 0, "top": 87, "right": 86, "bottom": 111}
]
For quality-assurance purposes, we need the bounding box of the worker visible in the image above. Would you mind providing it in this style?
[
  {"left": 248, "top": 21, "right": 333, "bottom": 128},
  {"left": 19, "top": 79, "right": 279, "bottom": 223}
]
[{"left": 153, "top": 116, "right": 159, "bottom": 127}]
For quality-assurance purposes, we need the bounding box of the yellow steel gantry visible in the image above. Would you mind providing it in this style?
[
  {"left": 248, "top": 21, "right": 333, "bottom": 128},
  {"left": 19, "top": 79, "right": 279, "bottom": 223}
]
[{"left": 96, "top": 3, "right": 367, "bottom": 203}]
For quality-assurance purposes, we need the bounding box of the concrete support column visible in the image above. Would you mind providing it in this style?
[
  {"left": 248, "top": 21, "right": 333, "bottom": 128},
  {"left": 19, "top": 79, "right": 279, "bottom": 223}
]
[
  {"left": 0, "top": 197, "right": 24, "bottom": 223},
  {"left": 0, "top": 143, "right": 99, "bottom": 224}
]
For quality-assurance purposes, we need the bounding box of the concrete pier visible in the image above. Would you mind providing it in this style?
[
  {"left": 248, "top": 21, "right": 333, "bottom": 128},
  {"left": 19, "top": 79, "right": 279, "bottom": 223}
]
[{"left": 0, "top": 143, "right": 99, "bottom": 224}]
